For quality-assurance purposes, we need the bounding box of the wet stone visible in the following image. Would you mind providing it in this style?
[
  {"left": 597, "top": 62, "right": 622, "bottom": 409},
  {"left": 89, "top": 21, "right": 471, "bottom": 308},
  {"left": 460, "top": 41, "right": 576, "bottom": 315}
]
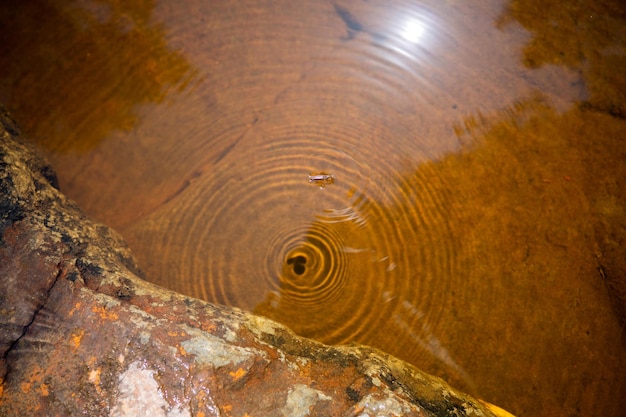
[{"left": 0, "top": 108, "right": 508, "bottom": 416}]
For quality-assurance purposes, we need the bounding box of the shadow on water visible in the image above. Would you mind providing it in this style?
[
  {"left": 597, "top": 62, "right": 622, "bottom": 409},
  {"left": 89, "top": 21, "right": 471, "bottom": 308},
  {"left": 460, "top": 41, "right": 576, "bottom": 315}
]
[
  {"left": 253, "top": 96, "right": 626, "bottom": 415},
  {"left": 0, "top": 0, "right": 195, "bottom": 152},
  {"left": 499, "top": 0, "right": 626, "bottom": 118}
]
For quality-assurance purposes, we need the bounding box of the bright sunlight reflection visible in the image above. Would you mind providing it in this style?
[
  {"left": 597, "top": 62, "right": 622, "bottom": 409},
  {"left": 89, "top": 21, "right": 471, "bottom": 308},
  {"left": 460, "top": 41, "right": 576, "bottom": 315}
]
[{"left": 400, "top": 19, "right": 426, "bottom": 43}]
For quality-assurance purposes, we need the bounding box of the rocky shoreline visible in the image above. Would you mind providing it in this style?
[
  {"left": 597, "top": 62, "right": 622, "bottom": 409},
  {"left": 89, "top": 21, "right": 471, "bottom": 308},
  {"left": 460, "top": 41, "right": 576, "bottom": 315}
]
[{"left": 0, "top": 108, "right": 508, "bottom": 416}]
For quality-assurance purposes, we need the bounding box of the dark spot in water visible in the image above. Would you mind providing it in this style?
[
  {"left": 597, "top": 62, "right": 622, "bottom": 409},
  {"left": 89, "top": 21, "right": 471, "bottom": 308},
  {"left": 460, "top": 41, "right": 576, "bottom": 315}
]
[
  {"left": 286, "top": 255, "right": 307, "bottom": 275},
  {"left": 333, "top": 3, "right": 362, "bottom": 40}
]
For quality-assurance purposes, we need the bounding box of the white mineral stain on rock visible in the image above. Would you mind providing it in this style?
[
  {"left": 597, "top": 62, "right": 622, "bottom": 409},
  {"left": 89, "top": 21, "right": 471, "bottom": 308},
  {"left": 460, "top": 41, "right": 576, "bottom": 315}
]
[
  {"left": 111, "top": 361, "right": 193, "bottom": 417},
  {"left": 281, "top": 384, "right": 332, "bottom": 417},
  {"left": 138, "top": 331, "right": 150, "bottom": 345},
  {"left": 354, "top": 393, "right": 423, "bottom": 416},
  {"left": 246, "top": 313, "right": 286, "bottom": 337},
  {"left": 288, "top": 356, "right": 311, "bottom": 372},
  {"left": 180, "top": 326, "right": 262, "bottom": 367},
  {"left": 91, "top": 291, "right": 121, "bottom": 308},
  {"left": 222, "top": 324, "right": 238, "bottom": 343}
]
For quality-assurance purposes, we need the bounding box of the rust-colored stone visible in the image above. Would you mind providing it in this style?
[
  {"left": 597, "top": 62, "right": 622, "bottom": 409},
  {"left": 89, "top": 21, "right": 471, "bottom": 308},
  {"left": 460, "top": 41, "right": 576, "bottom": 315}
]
[{"left": 0, "top": 108, "right": 506, "bottom": 416}]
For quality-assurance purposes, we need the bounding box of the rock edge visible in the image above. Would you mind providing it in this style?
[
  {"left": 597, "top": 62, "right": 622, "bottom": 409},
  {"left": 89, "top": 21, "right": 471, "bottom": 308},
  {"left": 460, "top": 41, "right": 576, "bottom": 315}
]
[{"left": 0, "top": 108, "right": 506, "bottom": 417}]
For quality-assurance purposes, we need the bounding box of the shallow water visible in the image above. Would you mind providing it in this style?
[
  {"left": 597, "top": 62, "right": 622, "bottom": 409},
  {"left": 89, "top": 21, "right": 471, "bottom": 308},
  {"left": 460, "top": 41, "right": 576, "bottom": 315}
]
[{"left": 1, "top": 0, "right": 625, "bottom": 415}]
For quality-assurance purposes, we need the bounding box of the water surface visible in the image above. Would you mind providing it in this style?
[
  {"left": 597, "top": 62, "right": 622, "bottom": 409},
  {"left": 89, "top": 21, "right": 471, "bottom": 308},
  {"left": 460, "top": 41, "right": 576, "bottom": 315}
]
[{"left": 1, "top": 0, "right": 625, "bottom": 415}]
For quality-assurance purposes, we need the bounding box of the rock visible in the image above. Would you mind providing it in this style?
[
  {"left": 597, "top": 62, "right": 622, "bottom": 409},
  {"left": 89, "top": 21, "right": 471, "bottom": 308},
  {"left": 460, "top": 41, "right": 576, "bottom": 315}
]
[{"left": 0, "top": 108, "right": 508, "bottom": 416}]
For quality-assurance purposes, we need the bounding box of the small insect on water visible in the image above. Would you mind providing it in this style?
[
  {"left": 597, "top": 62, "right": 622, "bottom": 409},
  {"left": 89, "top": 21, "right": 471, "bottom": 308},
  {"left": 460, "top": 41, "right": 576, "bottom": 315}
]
[{"left": 308, "top": 173, "right": 335, "bottom": 189}]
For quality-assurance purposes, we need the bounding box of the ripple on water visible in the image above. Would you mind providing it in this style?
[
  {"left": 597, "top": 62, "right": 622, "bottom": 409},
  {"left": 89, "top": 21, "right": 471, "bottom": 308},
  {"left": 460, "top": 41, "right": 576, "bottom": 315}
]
[
  {"left": 147, "top": 113, "right": 462, "bottom": 347},
  {"left": 114, "top": 0, "right": 478, "bottom": 353}
]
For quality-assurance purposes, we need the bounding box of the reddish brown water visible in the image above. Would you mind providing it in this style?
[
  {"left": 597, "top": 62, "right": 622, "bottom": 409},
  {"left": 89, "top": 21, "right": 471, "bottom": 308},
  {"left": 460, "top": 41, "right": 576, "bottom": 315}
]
[{"left": 1, "top": 0, "right": 625, "bottom": 415}]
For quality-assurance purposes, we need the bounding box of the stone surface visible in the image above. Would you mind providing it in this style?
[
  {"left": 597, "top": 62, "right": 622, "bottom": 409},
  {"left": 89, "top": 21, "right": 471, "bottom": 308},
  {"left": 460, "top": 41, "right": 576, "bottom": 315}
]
[{"left": 0, "top": 108, "right": 507, "bottom": 416}]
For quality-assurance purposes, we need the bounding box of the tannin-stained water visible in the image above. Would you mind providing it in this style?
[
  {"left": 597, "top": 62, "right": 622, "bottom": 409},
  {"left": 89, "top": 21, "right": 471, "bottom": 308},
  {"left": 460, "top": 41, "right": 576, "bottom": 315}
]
[{"left": 1, "top": 0, "right": 625, "bottom": 415}]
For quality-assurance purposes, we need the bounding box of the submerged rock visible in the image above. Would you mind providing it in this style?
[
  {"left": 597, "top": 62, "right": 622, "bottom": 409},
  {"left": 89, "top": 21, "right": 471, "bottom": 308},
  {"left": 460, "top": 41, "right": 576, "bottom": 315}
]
[{"left": 0, "top": 108, "right": 509, "bottom": 416}]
